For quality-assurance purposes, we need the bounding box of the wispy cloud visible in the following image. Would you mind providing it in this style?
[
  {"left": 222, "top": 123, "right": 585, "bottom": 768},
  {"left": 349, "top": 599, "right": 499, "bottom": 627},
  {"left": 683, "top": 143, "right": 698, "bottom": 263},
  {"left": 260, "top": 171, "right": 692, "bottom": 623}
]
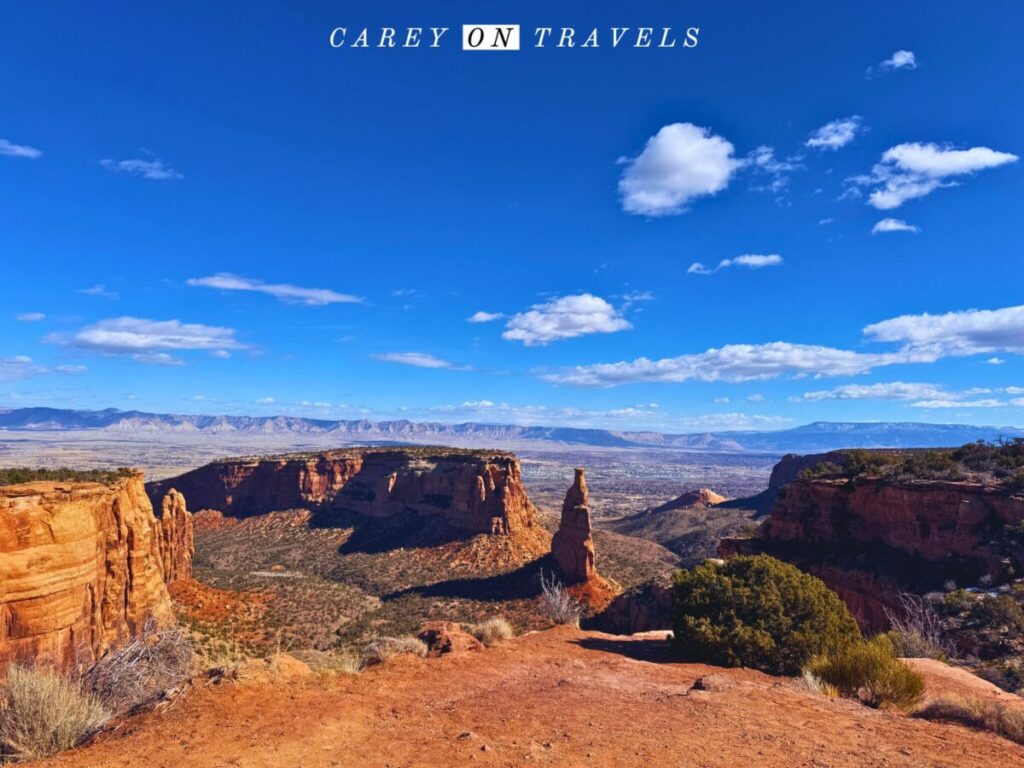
[
  {"left": 746, "top": 146, "right": 803, "bottom": 195},
  {"left": 502, "top": 293, "right": 630, "bottom": 346},
  {"left": 0, "top": 138, "right": 42, "bottom": 159},
  {"left": 688, "top": 254, "right": 782, "bottom": 275},
  {"left": 49, "top": 316, "right": 244, "bottom": 365},
  {"left": 867, "top": 50, "right": 917, "bottom": 78},
  {"left": 187, "top": 273, "right": 362, "bottom": 306},
  {"left": 847, "top": 142, "right": 1018, "bottom": 209},
  {"left": 806, "top": 116, "right": 864, "bottom": 151},
  {"left": 101, "top": 156, "right": 183, "bottom": 180},
  {"left": 0, "top": 356, "right": 85, "bottom": 381},
  {"left": 15, "top": 312, "right": 45, "bottom": 322},
  {"left": 619, "top": 123, "right": 742, "bottom": 216},
  {"left": 80, "top": 284, "right": 119, "bottom": 300},
  {"left": 871, "top": 218, "right": 919, "bottom": 234},
  {"left": 801, "top": 381, "right": 953, "bottom": 402},
  {"left": 467, "top": 311, "right": 504, "bottom": 323},
  {"left": 371, "top": 352, "right": 470, "bottom": 370}
]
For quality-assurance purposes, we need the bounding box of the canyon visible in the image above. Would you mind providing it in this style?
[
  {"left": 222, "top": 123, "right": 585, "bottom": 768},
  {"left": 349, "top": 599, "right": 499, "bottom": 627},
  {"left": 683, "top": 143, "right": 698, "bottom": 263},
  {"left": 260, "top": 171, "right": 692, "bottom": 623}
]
[{"left": 0, "top": 473, "right": 193, "bottom": 672}]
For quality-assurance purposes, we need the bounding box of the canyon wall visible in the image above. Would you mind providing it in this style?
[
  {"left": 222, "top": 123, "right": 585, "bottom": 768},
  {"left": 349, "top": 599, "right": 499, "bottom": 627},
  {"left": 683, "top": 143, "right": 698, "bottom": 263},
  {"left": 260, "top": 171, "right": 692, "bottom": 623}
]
[
  {"left": 0, "top": 473, "right": 193, "bottom": 671},
  {"left": 720, "top": 471, "right": 1024, "bottom": 630},
  {"left": 146, "top": 448, "right": 537, "bottom": 536}
]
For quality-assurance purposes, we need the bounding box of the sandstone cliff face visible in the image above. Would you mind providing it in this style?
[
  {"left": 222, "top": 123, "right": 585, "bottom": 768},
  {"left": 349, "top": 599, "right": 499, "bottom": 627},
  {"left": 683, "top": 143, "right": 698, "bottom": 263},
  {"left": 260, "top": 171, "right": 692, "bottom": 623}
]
[
  {"left": 154, "top": 488, "right": 194, "bottom": 583},
  {"left": 146, "top": 449, "right": 536, "bottom": 536},
  {"left": 551, "top": 468, "right": 597, "bottom": 584},
  {"left": 720, "top": 474, "right": 1024, "bottom": 630},
  {"left": 0, "top": 474, "right": 192, "bottom": 671}
]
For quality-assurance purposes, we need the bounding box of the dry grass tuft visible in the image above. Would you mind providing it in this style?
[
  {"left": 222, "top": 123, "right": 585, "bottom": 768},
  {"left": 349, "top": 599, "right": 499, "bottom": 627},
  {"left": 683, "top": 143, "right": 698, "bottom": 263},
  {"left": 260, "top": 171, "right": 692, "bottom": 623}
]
[
  {"left": 361, "top": 636, "right": 429, "bottom": 667},
  {"left": 468, "top": 617, "right": 514, "bottom": 646},
  {"left": 806, "top": 635, "right": 924, "bottom": 711},
  {"left": 0, "top": 665, "right": 108, "bottom": 762},
  {"left": 915, "top": 695, "right": 1024, "bottom": 745}
]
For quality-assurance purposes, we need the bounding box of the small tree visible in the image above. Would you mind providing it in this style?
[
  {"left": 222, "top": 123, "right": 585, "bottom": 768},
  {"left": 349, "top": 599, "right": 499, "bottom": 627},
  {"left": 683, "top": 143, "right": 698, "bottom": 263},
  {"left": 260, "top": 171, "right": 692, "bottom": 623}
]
[{"left": 671, "top": 555, "right": 860, "bottom": 675}]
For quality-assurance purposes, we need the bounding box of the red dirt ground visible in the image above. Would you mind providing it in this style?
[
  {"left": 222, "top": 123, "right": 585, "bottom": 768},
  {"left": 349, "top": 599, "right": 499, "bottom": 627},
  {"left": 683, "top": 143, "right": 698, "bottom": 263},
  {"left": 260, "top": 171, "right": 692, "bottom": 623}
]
[{"left": 42, "top": 628, "right": 1024, "bottom": 768}]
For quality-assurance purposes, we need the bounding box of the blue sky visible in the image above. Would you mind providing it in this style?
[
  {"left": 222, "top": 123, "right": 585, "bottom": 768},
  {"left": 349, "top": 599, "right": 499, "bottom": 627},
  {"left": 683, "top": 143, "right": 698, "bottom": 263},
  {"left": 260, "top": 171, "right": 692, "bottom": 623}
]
[{"left": 3, "top": 1, "right": 1024, "bottom": 432}]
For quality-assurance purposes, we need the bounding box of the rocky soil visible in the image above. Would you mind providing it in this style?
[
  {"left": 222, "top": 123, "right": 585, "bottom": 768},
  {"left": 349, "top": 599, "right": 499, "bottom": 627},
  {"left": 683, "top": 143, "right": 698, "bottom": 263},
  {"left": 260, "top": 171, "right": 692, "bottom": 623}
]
[{"left": 38, "top": 627, "right": 1024, "bottom": 768}]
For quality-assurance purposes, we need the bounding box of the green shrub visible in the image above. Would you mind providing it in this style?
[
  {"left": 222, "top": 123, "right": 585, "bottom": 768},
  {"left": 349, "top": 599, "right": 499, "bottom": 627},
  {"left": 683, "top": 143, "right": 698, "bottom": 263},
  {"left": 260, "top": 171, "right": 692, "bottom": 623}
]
[
  {"left": 0, "top": 665, "right": 108, "bottom": 761},
  {"left": 942, "top": 588, "right": 972, "bottom": 613},
  {"left": 670, "top": 555, "right": 861, "bottom": 675},
  {"left": 806, "top": 634, "right": 924, "bottom": 710},
  {"left": 0, "top": 467, "right": 134, "bottom": 487},
  {"left": 972, "top": 594, "right": 1024, "bottom": 632}
]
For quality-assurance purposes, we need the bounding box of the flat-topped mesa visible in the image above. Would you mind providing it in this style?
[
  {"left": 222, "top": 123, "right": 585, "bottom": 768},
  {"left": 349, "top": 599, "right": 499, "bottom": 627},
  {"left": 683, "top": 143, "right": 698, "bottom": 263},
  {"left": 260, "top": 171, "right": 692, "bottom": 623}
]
[
  {"left": 0, "top": 472, "right": 193, "bottom": 672},
  {"left": 146, "top": 447, "right": 537, "bottom": 536},
  {"left": 551, "top": 468, "right": 597, "bottom": 583}
]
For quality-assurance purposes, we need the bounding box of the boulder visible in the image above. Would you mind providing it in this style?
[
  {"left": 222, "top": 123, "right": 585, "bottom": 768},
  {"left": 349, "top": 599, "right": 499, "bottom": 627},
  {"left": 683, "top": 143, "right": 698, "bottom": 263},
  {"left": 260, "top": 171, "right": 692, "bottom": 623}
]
[{"left": 418, "top": 621, "right": 483, "bottom": 657}]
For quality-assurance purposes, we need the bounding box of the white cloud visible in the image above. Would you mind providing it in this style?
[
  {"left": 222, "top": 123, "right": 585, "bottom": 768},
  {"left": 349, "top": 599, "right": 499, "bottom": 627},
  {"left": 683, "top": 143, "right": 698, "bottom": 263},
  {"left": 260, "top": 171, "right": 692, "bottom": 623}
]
[
  {"left": 0, "top": 139, "right": 42, "bottom": 159},
  {"left": 688, "top": 254, "right": 782, "bottom": 275},
  {"left": 502, "top": 293, "right": 630, "bottom": 346},
  {"left": 618, "top": 123, "right": 741, "bottom": 216},
  {"left": 868, "top": 50, "right": 918, "bottom": 77},
  {"left": 801, "top": 381, "right": 953, "bottom": 402},
  {"left": 101, "top": 157, "right": 182, "bottom": 180},
  {"left": 544, "top": 342, "right": 914, "bottom": 387},
  {"left": 912, "top": 398, "right": 1005, "bottom": 409},
  {"left": 713, "top": 396, "right": 730, "bottom": 404},
  {"left": 747, "top": 393, "right": 764, "bottom": 402},
  {"left": 746, "top": 146, "right": 802, "bottom": 194},
  {"left": 872, "top": 218, "right": 920, "bottom": 234},
  {"left": 52, "top": 316, "right": 245, "bottom": 364},
  {"left": 371, "top": 352, "right": 468, "bottom": 370},
  {"left": 818, "top": 218, "right": 835, "bottom": 226},
  {"left": 467, "top": 311, "right": 504, "bottom": 323},
  {"left": 864, "top": 304, "right": 1024, "bottom": 357},
  {"left": 80, "top": 284, "right": 119, "bottom": 300},
  {"left": 806, "top": 116, "right": 863, "bottom": 151},
  {"left": 0, "top": 356, "right": 85, "bottom": 381},
  {"left": 187, "top": 273, "right": 362, "bottom": 306},
  {"left": 15, "top": 312, "right": 45, "bottom": 322},
  {"left": 849, "top": 142, "right": 1018, "bottom": 209},
  {"left": 257, "top": 397, "right": 276, "bottom": 405},
  {"left": 986, "top": 357, "right": 1006, "bottom": 365}
]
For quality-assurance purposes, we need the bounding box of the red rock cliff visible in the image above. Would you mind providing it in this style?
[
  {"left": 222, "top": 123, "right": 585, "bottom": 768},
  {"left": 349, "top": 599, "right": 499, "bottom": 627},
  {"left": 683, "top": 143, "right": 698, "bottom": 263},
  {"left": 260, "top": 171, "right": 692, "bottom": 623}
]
[
  {"left": 146, "top": 448, "right": 537, "bottom": 536},
  {"left": 0, "top": 473, "right": 193, "bottom": 671},
  {"left": 720, "top": 475, "right": 1024, "bottom": 630},
  {"left": 551, "top": 468, "right": 597, "bottom": 584}
]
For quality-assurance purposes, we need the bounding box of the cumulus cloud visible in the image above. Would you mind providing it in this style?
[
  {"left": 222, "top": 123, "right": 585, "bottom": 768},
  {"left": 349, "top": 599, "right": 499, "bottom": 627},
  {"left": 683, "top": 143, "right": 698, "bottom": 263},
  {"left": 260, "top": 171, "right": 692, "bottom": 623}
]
[
  {"left": 50, "top": 316, "right": 245, "bottom": 365},
  {"left": 848, "top": 142, "right": 1018, "bottom": 209},
  {"left": 371, "top": 352, "right": 469, "bottom": 370},
  {"left": 543, "top": 342, "right": 915, "bottom": 387},
  {"left": 806, "top": 117, "right": 864, "bottom": 151},
  {"left": 101, "top": 156, "right": 182, "bottom": 180},
  {"left": 0, "top": 138, "right": 42, "bottom": 159},
  {"left": 868, "top": 50, "right": 917, "bottom": 77},
  {"left": 187, "top": 273, "right": 362, "bottom": 306},
  {"left": 872, "top": 218, "right": 919, "bottom": 234},
  {"left": 618, "top": 123, "right": 742, "bottom": 216},
  {"left": 15, "top": 312, "right": 45, "bottom": 322},
  {"left": 688, "top": 254, "right": 783, "bottom": 275},
  {"left": 864, "top": 304, "right": 1024, "bottom": 357},
  {"left": 502, "top": 294, "right": 630, "bottom": 346},
  {"left": 0, "top": 356, "right": 85, "bottom": 381},
  {"left": 467, "top": 311, "right": 504, "bottom": 323}
]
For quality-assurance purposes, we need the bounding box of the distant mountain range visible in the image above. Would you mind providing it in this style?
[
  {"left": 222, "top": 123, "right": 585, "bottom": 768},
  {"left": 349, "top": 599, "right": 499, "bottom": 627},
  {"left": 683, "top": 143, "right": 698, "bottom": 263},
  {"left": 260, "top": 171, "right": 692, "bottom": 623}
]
[{"left": 2, "top": 406, "right": 1023, "bottom": 455}]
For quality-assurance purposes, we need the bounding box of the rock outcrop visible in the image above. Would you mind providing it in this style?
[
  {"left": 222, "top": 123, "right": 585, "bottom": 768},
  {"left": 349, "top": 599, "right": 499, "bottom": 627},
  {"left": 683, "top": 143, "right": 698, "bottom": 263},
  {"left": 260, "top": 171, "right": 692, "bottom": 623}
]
[
  {"left": 154, "top": 488, "right": 194, "bottom": 583},
  {"left": 146, "top": 448, "right": 536, "bottom": 537},
  {"left": 551, "top": 468, "right": 597, "bottom": 584},
  {"left": 0, "top": 473, "right": 193, "bottom": 671},
  {"left": 719, "top": 459, "right": 1024, "bottom": 630}
]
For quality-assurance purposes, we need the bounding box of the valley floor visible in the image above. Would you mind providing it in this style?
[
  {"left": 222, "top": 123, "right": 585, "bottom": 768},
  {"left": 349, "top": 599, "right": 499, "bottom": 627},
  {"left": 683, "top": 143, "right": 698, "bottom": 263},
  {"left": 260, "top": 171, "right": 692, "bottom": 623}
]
[{"left": 41, "top": 628, "right": 1024, "bottom": 768}]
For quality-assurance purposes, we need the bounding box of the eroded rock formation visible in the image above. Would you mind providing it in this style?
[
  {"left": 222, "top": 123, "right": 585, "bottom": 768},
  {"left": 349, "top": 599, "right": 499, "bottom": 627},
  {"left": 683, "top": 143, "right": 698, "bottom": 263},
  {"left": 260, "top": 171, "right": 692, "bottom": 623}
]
[
  {"left": 154, "top": 488, "right": 194, "bottom": 583},
  {"left": 719, "top": 457, "right": 1024, "bottom": 630},
  {"left": 551, "top": 468, "right": 597, "bottom": 584},
  {"left": 146, "top": 448, "right": 537, "bottom": 536},
  {"left": 0, "top": 473, "right": 193, "bottom": 671}
]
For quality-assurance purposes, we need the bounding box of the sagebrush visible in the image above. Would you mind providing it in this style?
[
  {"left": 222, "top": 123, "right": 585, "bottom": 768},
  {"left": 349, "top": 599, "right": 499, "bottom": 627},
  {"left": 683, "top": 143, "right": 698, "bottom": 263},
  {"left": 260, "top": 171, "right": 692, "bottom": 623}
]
[
  {"left": 0, "top": 665, "right": 108, "bottom": 762},
  {"left": 806, "top": 634, "right": 924, "bottom": 710}
]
